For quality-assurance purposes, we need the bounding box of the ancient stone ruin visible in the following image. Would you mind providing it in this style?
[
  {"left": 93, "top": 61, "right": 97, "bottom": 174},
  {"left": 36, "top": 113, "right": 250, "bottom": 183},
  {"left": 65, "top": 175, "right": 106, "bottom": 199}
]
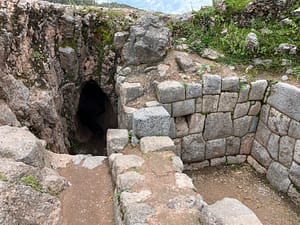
[{"left": 0, "top": 1, "right": 299, "bottom": 225}]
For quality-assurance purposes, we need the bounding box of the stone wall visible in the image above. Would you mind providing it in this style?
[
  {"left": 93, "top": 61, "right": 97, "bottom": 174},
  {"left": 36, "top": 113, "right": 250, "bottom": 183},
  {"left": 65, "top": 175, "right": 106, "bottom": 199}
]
[
  {"left": 154, "top": 75, "right": 267, "bottom": 169},
  {"left": 118, "top": 75, "right": 300, "bottom": 205},
  {"left": 251, "top": 82, "right": 300, "bottom": 205}
]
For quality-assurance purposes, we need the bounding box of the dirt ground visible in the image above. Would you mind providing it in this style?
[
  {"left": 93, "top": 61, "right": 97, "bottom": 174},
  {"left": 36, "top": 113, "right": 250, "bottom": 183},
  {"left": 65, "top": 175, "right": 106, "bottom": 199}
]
[
  {"left": 58, "top": 161, "right": 115, "bottom": 225},
  {"left": 186, "top": 164, "right": 300, "bottom": 225}
]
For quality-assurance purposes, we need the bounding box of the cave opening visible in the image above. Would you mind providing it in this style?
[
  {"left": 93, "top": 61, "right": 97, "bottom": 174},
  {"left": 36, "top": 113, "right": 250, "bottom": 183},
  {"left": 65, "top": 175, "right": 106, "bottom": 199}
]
[{"left": 73, "top": 80, "right": 117, "bottom": 156}]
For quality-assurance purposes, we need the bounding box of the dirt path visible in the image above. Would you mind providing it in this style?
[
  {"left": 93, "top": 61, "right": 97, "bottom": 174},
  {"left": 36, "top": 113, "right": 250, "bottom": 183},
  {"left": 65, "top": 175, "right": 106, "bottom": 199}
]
[
  {"left": 186, "top": 164, "right": 300, "bottom": 225},
  {"left": 58, "top": 160, "right": 114, "bottom": 225}
]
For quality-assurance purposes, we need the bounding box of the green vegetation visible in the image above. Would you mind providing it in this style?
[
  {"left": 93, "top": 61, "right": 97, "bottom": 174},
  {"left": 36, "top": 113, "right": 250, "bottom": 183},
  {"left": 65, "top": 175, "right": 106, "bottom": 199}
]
[
  {"left": 20, "top": 175, "right": 44, "bottom": 193},
  {"left": 171, "top": 2, "right": 300, "bottom": 75},
  {"left": 224, "top": 0, "right": 252, "bottom": 13},
  {"left": 0, "top": 173, "right": 8, "bottom": 182}
]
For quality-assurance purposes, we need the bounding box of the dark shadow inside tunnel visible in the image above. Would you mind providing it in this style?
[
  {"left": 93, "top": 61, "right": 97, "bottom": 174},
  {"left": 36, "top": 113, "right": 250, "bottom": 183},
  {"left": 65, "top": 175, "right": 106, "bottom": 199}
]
[{"left": 73, "top": 80, "right": 117, "bottom": 156}]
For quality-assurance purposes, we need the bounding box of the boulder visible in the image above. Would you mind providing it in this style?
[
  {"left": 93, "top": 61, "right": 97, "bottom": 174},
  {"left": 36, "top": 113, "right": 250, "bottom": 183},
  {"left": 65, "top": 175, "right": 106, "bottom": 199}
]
[
  {"left": 175, "top": 52, "right": 196, "bottom": 73},
  {"left": 200, "top": 198, "right": 263, "bottom": 225},
  {"left": 122, "top": 14, "right": 170, "bottom": 65},
  {"left": 0, "top": 183, "right": 61, "bottom": 225},
  {"left": 0, "top": 126, "right": 45, "bottom": 168}
]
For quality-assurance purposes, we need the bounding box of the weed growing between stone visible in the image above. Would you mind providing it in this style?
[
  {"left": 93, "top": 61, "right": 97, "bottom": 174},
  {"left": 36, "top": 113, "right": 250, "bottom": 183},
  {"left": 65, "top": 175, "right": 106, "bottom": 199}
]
[
  {"left": 171, "top": 2, "right": 300, "bottom": 74},
  {"left": 0, "top": 172, "right": 8, "bottom": 182}
]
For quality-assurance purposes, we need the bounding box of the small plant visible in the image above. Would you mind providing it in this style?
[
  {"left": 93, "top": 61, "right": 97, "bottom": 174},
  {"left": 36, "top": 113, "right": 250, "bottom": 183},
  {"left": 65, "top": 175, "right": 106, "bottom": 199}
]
[
  {"left": 292, "top": 66, "right": 300, "bottom": 81},
  {"left": 20, "top": 175, "right": 43, "bottom": 193},
  {"left": 0, "top": 172, "right": 8, "bottom": 182},
  {"left": 225, "top": 0, "right": 252, "bottom": 13},
  {"left": 128, "top": 130, "right": 133, "bottom": 141},
  {"left": 239, "top": 81, "right": 248, "bottom": 89},
  {"left": 32, "top": 50, "right": 45, "bottom": 62}
]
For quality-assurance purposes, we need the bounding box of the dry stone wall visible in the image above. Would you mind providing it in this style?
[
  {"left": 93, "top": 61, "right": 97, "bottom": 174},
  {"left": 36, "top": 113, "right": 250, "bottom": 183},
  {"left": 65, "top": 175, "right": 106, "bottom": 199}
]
[
  {"left": 151, "top": 75, "right": 266, "bottom": 167},
  {"left": 117, "top": 74, "right": 300, "bottom": 205},
  {"left": 251, "top": 82, "right": 300, "bottom": 205}
]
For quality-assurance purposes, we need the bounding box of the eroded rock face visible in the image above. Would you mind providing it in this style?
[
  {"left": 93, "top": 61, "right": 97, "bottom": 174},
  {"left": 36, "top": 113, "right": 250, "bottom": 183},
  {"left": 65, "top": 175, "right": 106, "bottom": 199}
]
[
  {"left": 0, "top": 0, "right": 123, "bottom": 153},
  {"left": 0, "top": 181, "right": 61, "bottom": 225}
]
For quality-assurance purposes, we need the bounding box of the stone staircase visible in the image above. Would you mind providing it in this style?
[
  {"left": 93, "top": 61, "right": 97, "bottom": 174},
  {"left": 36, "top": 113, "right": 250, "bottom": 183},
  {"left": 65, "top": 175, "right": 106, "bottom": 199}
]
[{"left": 108, "top": 133, "right": 263, "bottom": 225}]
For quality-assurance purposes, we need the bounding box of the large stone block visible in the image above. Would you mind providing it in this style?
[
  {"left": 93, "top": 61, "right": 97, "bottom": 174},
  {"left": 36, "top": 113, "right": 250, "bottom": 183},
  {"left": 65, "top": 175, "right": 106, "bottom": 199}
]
[
  {"left": 226, "top": 136, "right": 241, "bottom": 156},
  {"left": 248, "top": 101, "right": 261, "bottom": 116},
  {"left": 249, "top": 80, "right": 268, "bottom": 100},
  {"left": 186, "top": 83, "right": 202, "bottom": 99},
  {"left": 203, "top": 75, "right": 221, "bottom": 95},
  {"left": 289, "top": 162, "right": 300, "bottom": 188},
  {"left": 206, "top": 139, "right": 226, "bottom": 159},
  {"left": 0, "top": 126, "right": 45, "bottom": 168},
  {"left": 233, "top": 116, "right": 253, "bottom": 137},
  {"left": 288, "top": 120, "right": 300, "bottom": 139},
  {"left": 200, "top": 198, "right": 263, "bottom": 225},
  {"left": 172, "top": 99, "right": 195, "bottom": 117},
  {"left": 140, "top": 136, "right": 175, "bottom": 153},
  {"left": 195, "top": 97, "right": 203, "bottom": 113},
  {"left": 218, "top": 92, "right": 238, "bottom": 112},
  {"left": 222, "top": 77, "right": 240, "bottom": 92},
  {"left": 267, "top": 162, "right": 291, "bottom": 193},
  {"left": 267, "top": 133, "right": 280, "bottom": 160},
  {"left": 267, "top": 107, "right": 290, "bottom": 135},
  {"left": 279, "top": 136, "right": 295, "bottom": 167},
  {"left": 267, "top": 82, "right": 300, "bottom": 121},
  {"left": 132, "top": 106, "right": 171, "bottom": 138},
  {"left": 156, "top": 81, "right": 185, "bottom": 103},
  {"left": 120, "top": 82, "right": 144, "bottom": 104},
  {"left": 238, "top": 84, "right": 250, "bottom": 103},
  {"left": 240, "top": 134, "right": 254, "bottom": 155},
  {"left": 119, "top": 106, "right": 137, "bottom": 130},
  {"left": 175, "top": 117, "right": 189, "bottom": 138},
  {"left": 202, "top": 95, "right": 219, "bottom": 113},
  {"left": 255, "top": 121, "right": 271, "bottom": 147},
  {"left": 107, "top": 129, "right": 129, "bottom": 156},
  {"left": 251, "top": 140, "right": 272, "bottom": 168},
  {"left": 203, "top": 113, "right": 233, "bottom": 140},
  {"left": 259, "top": 104, "right": 270, "bottom": 124},
  {"left": 233, "top": 102, "right": 250, "bottom": 119},
  {"left": 182, "top": 134, "right": 206, "bottom": 163},
  {"left": 187, "top": 113, "right": 205, "bottom": 134}
]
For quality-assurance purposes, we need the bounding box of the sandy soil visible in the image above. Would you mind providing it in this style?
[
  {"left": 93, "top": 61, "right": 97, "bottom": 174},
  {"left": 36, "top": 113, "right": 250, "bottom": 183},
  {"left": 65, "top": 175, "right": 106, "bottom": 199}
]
[
  {"left": 58, "top": 161, "right": 114, "bottom": 225},
  {"left": 186, "top": 164, "right": 300, "bottom": 225}
]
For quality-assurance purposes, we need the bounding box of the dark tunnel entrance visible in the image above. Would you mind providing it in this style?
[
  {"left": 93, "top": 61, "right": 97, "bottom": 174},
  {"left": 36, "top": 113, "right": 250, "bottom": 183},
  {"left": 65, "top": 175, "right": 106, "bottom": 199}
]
[{"left": 74, "top": 80, "right": 118, "bottom": 156}]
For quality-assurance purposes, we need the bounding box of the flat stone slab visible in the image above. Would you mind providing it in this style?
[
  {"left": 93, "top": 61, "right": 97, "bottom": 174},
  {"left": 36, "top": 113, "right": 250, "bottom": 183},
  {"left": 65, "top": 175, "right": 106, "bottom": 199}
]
[
  {"left": 132, "top": 106, "right": 171, "bottom": 138},
  {"left": 200, "top": 198, "right": 263, "bottom": 225},
  {"left": 140, "top": 136, "right": 175, "bottom": 153},
  {"left": 0, "top": 126, "right": 45, "bottom": 168},
  {"left": 267, "top": 82, "right": 300, "bottom": 121},
  {"left": 82, "top": 156, "right": 107, "bottom": 169}
]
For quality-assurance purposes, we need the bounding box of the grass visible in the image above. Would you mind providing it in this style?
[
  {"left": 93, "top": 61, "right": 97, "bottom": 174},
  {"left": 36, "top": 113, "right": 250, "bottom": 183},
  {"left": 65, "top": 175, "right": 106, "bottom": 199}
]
[
  {"left": 224, "top": 0, "right": 252, "bottom": 13},
  {"left": 20, "top": 175, "right": 44, "bottom": 193},
  {"left": 171, "top": 3, "right": 300, "bottom": 75},
  {"left": 0, "top": 172, "right": 8, "bottom": 182}
]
